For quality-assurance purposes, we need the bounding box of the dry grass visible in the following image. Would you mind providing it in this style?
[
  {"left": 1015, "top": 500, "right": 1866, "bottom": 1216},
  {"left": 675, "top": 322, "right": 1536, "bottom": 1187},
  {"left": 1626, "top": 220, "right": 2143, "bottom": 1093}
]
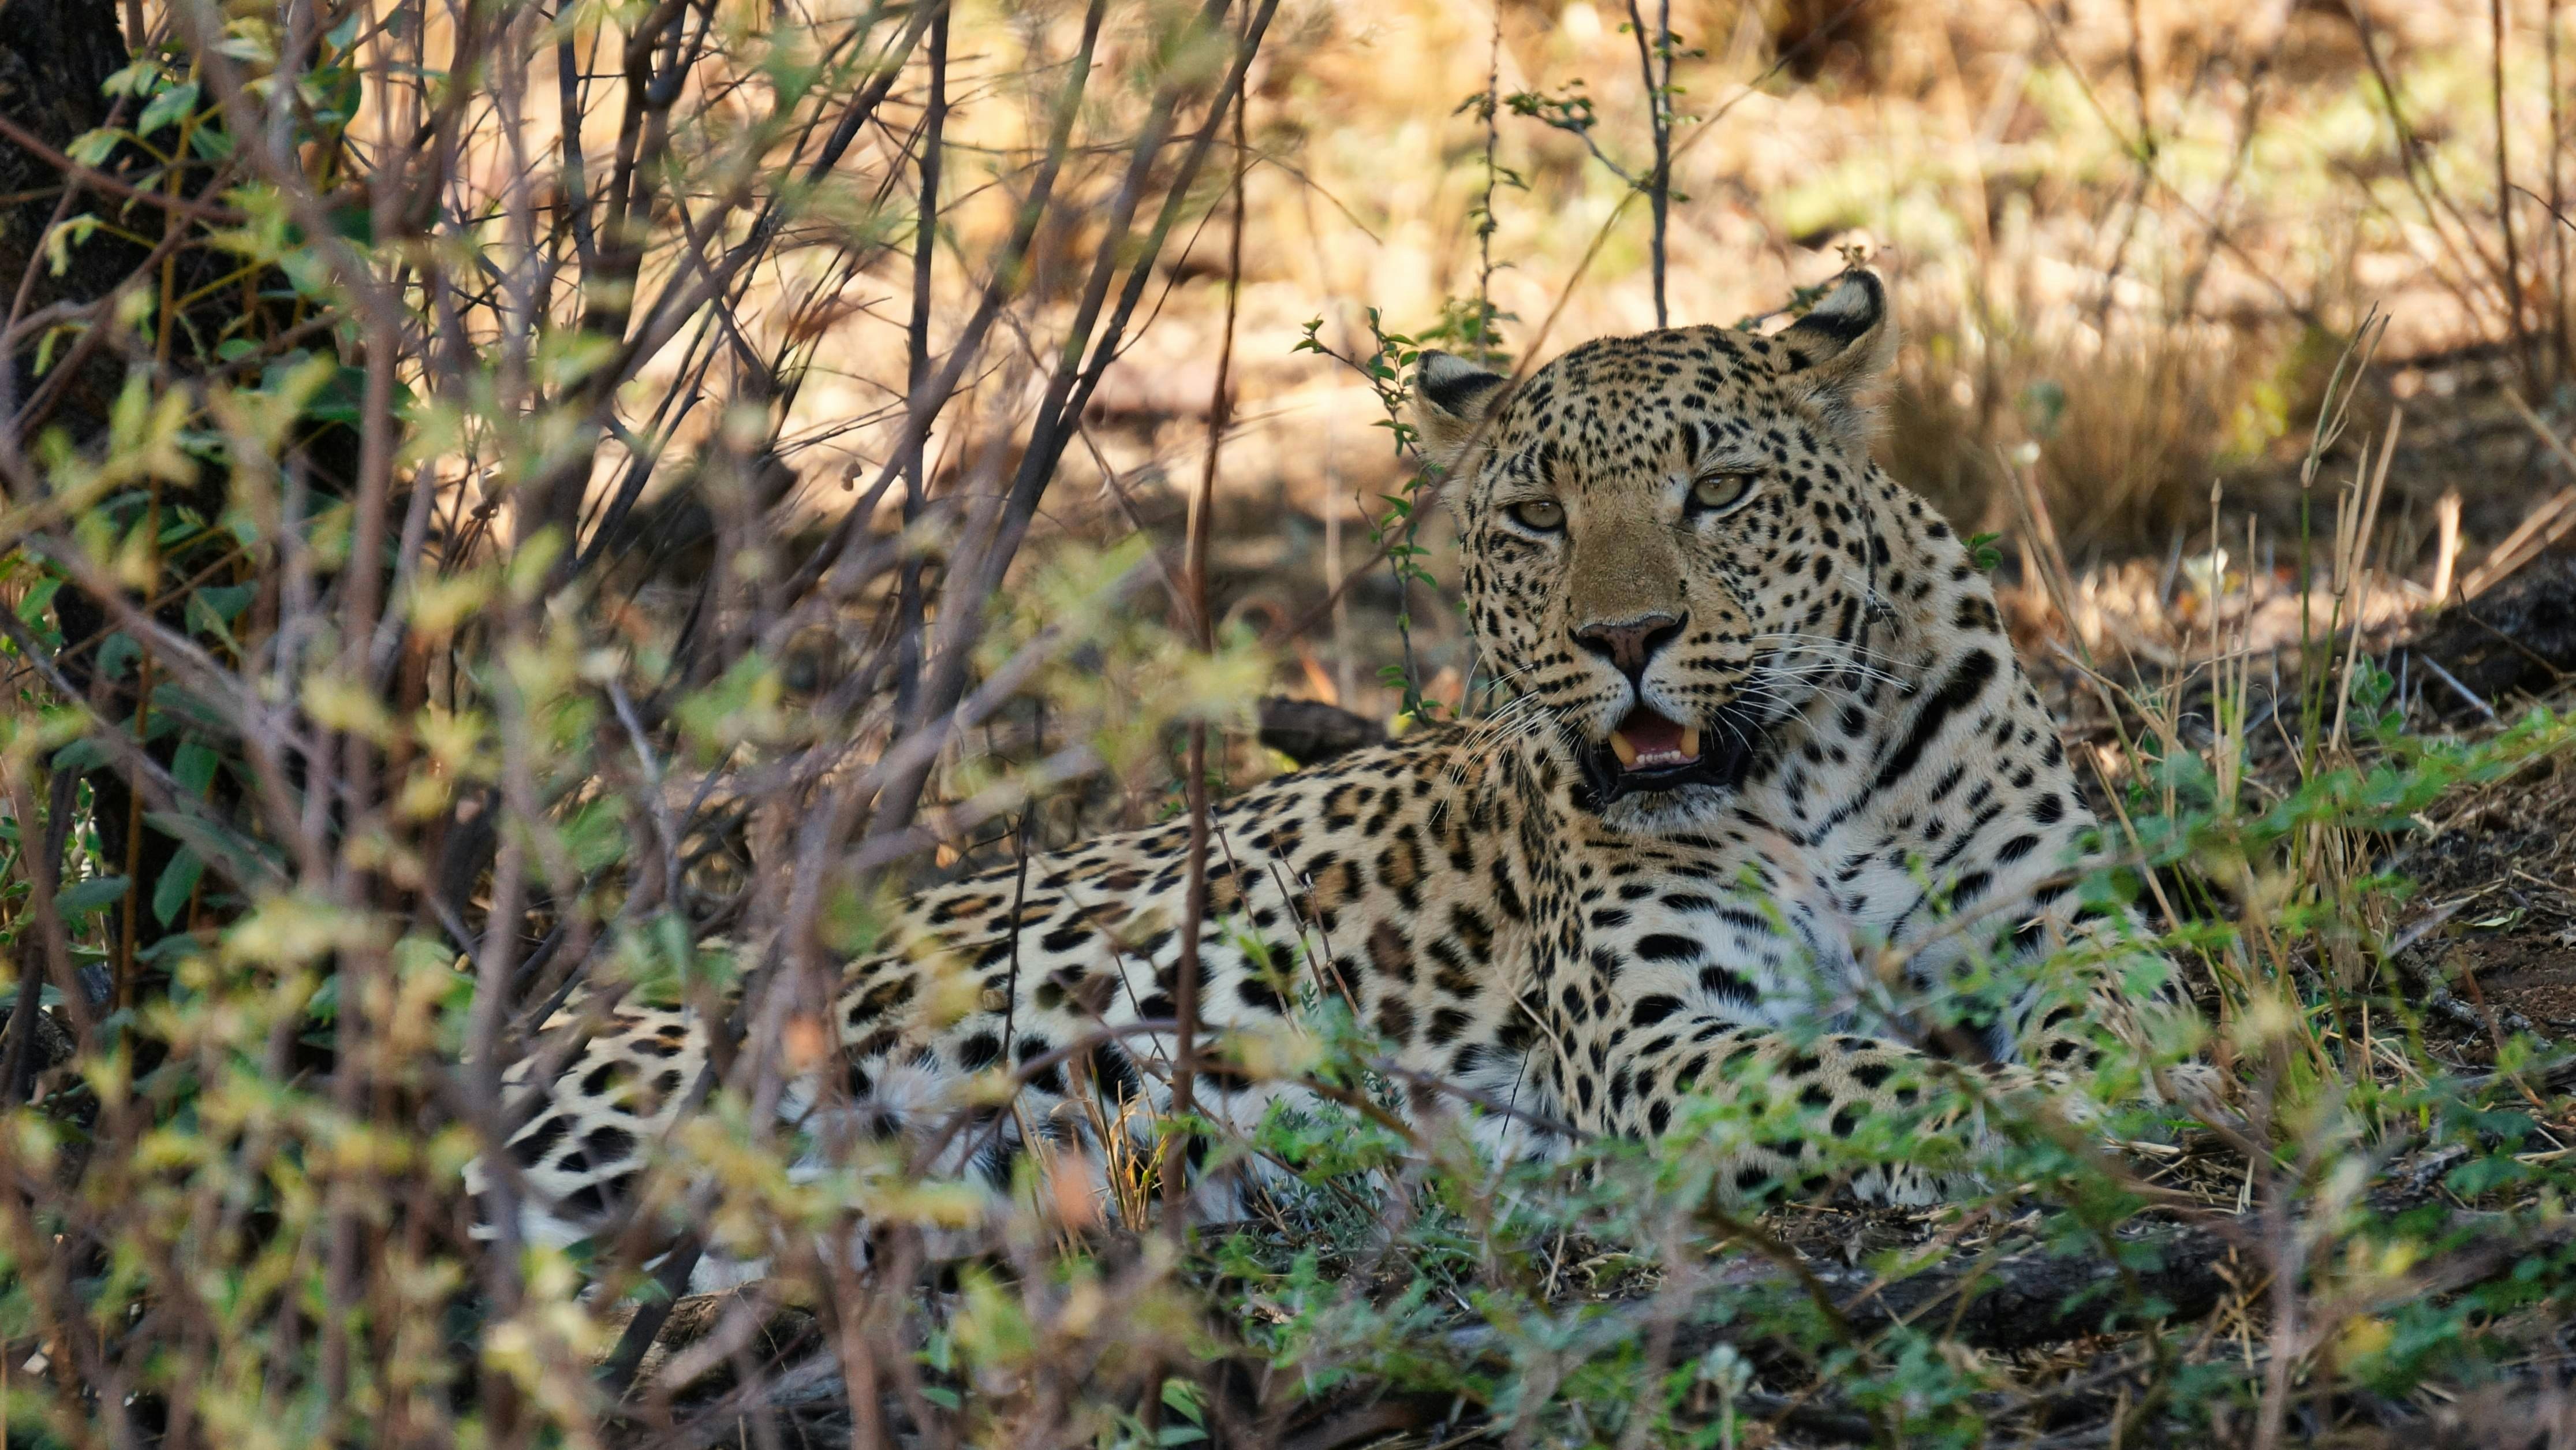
[
  {"left": 380, "top": 0, "right": 2576, "bottom": 730},
  {"left": 816, "top": 0, "right": 2574, "bottom": 726},
  {"left": 9, "top": 1, "right": 2576, "bottom": 1446}
]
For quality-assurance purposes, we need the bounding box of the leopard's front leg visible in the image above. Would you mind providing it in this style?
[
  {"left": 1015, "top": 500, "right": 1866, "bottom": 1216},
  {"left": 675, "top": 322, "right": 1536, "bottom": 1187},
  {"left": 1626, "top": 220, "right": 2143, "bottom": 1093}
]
[{"left": 1573, "top": 1006, "right": 2037, "bottom": 1205}]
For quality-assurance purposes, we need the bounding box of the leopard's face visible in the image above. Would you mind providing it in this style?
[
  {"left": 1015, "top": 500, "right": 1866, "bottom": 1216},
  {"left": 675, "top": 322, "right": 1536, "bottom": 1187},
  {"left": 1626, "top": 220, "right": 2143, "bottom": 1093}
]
[{"left": 1412, "top": 272, "right": 1898, "bottom": 833}]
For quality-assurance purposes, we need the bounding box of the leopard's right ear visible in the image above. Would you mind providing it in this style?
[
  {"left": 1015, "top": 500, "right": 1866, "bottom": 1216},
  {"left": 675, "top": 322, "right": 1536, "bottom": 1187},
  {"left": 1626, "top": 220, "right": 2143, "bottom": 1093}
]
[{"left": 1409, "top": 351, "right": 1511, "bottom": 474}]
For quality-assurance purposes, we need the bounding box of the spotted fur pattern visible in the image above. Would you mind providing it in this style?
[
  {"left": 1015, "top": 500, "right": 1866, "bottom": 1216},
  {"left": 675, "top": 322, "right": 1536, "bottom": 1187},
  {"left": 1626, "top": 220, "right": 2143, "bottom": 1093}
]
[{"left": 471, "top": 271, "right": 2207, "bottom": 1282}]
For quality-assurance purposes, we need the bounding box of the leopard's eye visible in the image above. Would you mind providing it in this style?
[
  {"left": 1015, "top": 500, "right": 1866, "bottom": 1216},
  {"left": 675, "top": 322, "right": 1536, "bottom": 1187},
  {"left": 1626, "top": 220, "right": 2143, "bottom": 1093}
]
[
  {"left": 1689, "top": 471, "right": 1759, "bottom": 513},
  {"left": 1507, "top": 499, "right": 1566, "bottom": 532}
]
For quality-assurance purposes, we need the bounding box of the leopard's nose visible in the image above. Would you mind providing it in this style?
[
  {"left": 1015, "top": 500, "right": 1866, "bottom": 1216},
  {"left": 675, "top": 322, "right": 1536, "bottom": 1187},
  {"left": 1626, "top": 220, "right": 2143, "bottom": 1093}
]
[{"left": 1573, "top": 612, "right": 1683, "bottom": 681}]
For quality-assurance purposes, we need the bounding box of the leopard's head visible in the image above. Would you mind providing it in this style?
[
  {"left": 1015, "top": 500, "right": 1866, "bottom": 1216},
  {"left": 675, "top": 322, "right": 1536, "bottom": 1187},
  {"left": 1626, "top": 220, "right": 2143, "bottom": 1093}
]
[{"left": 1410, "top": 270, "right": 1899, "bottom": 833}]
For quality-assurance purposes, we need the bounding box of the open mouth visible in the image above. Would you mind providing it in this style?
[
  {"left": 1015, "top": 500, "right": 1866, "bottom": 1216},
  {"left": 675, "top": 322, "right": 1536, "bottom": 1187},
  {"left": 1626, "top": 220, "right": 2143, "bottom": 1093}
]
[{"left": 1576, "top": 705, "right": 1761, "bottom": 810}]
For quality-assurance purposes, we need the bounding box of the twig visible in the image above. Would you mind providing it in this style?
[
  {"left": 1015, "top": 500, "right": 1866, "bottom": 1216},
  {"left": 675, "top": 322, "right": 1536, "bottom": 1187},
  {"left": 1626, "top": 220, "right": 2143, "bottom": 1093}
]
[
  {"left": 0, "top": 111, "right": 249, "bottom": 224},
  {"left": 2415, "top": 651, "right": 2501, "bottom": 722},
  {"left": 1164, "top": 27, "right": 1251, "bottom": 1243}
]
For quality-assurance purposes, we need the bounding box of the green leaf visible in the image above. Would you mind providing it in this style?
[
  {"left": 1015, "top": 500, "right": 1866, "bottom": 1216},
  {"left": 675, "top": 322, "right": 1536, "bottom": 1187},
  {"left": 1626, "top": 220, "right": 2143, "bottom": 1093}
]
[
  {"left": 195, "top": 583, "right": 257, "bottom": 624},
  {"left": 152, "top": 847, "right": 203, "bottom": 926},
  {"left": 150, "top": 682, "right": 238, "bottom": 735},
  {"left": 51, "top": 737, "right": 111, "bottom": 774},
  {"left": 55, "top": 875, "right": 130, "bottom": 917},
  {"left": 173, "top": 741, "right": 220, "bottom": 799},
  {"left": 144, "top": 807, "right": 284, "bottom": 885},
  {"left": 184, "top": 592, "right": 242, "bottom": 656},
  {"left": 65, "top": 129, "right": 120, "bottom": 167},
  {"left": 137, "top": 80, "right": 200, "bottom": 136},
  {"left": 306, "top": 971, "right": 339, "bottom": 1024},
  {"left": 16, "top": 573, "right": 62, "bottom": 625},
  {"left": 102, "top": 59, "right": 159, "bottom": 98},
  {"left": 328, "top": 199, "right": 373, "bottom": 245},
  {"left": 560, "top": 797, "right": 629, "bottom": 873},
  {"left": 298, "top": 364, "right": 370, "bottom": 426}
]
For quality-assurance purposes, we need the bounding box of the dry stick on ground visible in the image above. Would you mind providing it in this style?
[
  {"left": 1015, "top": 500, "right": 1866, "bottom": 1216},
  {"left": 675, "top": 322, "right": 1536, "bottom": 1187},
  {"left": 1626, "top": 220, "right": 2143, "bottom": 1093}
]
[
  {"left": 2329, "top": 411, "right": 2403, "bottom": 752},
  {"left": 2461, "top": 392, "right": 2576, "bottom": 599}
]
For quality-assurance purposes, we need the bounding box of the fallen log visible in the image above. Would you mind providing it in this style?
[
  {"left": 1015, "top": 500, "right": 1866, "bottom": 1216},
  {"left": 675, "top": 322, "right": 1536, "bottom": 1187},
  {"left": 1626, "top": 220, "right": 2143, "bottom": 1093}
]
[{"left": 1256, "top": 697, "right": 1386, "bottom": 766}]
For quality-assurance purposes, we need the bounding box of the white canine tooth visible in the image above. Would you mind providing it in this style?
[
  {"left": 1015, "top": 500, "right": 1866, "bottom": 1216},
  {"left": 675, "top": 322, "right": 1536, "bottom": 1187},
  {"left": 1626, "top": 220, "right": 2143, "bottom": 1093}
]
[{"left": 1608, "top": 731, "right": 1639, "bottom": 767}]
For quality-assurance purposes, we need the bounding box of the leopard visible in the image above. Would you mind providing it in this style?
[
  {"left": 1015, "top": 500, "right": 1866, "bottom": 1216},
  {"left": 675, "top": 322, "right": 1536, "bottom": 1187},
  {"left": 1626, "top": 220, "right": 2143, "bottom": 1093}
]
[{"left": 470, "top": 269, "right": 2213, "bottom": 1285}]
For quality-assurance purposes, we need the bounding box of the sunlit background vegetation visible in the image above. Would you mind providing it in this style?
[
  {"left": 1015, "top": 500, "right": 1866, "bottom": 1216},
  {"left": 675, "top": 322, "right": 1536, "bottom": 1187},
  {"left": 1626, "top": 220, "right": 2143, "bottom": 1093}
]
[{"left": 3, "top": 0, "right": 2576, "bottom": 1444}]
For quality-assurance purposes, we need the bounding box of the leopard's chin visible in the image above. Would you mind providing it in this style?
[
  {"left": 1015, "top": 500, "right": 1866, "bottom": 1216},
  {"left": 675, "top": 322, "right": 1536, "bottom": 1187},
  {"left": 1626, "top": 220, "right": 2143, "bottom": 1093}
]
[
  {"left": 1576, "top": 704, "right": 1763, "bottom": 812},
  {"left": 1594, "top": 783, "right": 1742, "bottom": 837}
]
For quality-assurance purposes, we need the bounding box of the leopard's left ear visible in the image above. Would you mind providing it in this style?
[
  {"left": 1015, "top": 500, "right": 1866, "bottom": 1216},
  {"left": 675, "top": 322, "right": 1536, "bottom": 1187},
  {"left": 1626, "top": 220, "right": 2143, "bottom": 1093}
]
[{"left": 1775, "top": 269, "right": 1897, "bottom": 449}]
